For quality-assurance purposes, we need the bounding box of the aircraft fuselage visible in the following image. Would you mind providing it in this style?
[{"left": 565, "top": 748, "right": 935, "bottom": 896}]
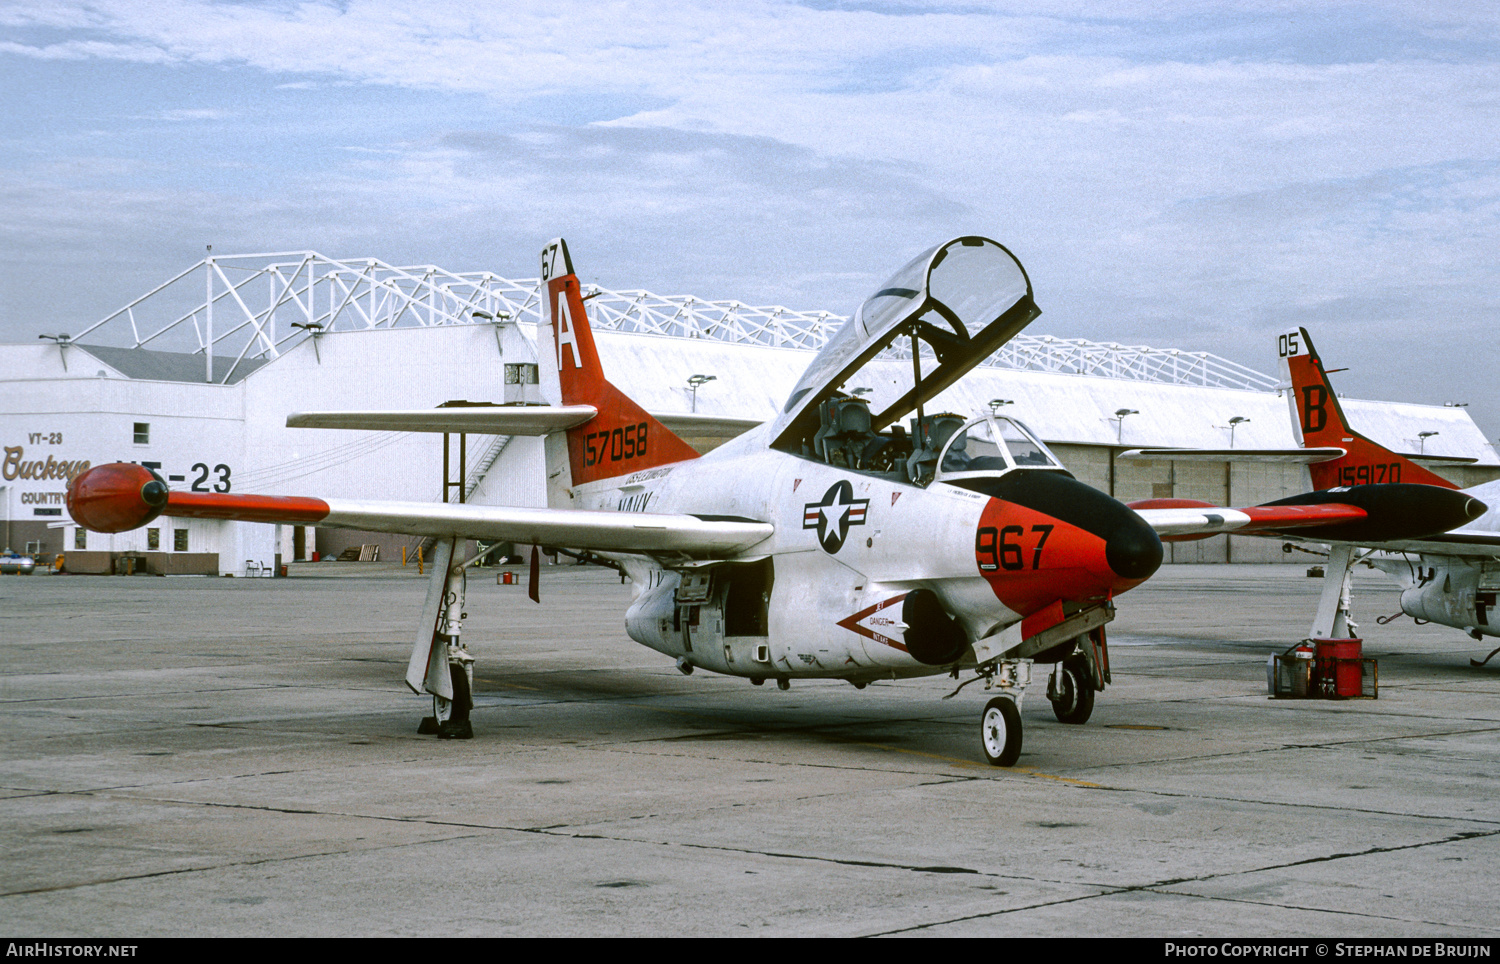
[{"left": 570, "top": 427, "right": 1160, "bottom": 683}]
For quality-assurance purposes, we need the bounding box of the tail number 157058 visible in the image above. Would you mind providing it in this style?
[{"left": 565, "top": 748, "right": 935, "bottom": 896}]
[{"left": 583, "top": 423, "right": 649, "bottom": 467}]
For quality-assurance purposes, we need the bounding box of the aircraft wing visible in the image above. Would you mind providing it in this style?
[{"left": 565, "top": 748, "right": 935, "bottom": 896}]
[
  {"left": 67, "top": 463, "right": 772, "bottom": 559},
  {"left": 1131, "top": 502, "right": 1369, "bottom": 539},
  {"left": 1377, "top": 528, "right": 1500, "bottom": 556},
  {"left": 1131, "top": 484, "right": 1487, "bottom": 544},
  {"left": 1119, "top": 447, "right": 1347, "bottom": 464}
]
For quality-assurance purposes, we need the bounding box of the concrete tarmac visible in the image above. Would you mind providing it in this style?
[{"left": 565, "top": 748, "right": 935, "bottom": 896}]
[{"left": 1, "top": 562, "right": 1497, "bottom": 937}]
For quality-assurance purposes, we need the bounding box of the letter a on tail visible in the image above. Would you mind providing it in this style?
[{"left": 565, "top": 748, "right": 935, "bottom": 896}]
[{"left": 539, "top": 239, "right": 700, "bottom": 486}]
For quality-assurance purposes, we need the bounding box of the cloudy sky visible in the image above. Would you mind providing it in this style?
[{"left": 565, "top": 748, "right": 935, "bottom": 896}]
[{"left": 3, "top": 1, "right": 1498, "bottom": 439}]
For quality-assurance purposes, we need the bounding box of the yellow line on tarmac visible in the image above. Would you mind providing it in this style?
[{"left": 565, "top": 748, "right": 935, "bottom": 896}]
[
  {"left": 847, "top": 741, "right": 983, "bottom": 768},
  {"left": 474, "top": 678, "right": 541, "bottom": 691},
  {"left": 848, "top": 742, "right": 1106, "bottom": 786},
  {"left": 1010, "top": 767, "right": 1106, "bottom": 788},
  {"left": 551, "top": 701, "right": 1107, "bottom": 786}
]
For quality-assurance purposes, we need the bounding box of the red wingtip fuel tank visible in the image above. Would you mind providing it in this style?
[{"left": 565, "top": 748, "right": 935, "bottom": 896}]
[
  {"left": 66, "top": 463, "right": 170, "bottom": 533},
  {"left": 68, "top": 463, "right": 334, "bottom": 533}
]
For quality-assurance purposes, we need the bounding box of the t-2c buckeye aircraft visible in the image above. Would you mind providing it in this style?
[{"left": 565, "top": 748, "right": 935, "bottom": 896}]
[
  {"left": 1119, "top": 326, "right": 1500, "bottom": 663},
  {"left": 66, "top": 238, "right": 1487, "bottom": 765},
  {"left": 1279, "top": 328, "right": 1500, "bottom": 663}
]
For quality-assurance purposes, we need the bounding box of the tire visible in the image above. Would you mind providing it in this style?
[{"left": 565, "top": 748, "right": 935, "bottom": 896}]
[
  {"left": 981, "top": 697, "right": 1023, "bottom": 767},
  {"left": 1050, "top": 655, "right": 1095, "bottom": 725}
]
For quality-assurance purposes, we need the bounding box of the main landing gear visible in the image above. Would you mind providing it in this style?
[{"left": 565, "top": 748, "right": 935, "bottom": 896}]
[
  {"left": 1047, "top": 625, "right": 1108, "bottom": 725},
  {"left": 1047, "top": 653, "right": 1095, "bottom": 725},
  {"left": 418, "top": 653, "right": 475, "bottom": 740},
  {"left": 408, "top": 538, "right": 477, "bottom": 740}
]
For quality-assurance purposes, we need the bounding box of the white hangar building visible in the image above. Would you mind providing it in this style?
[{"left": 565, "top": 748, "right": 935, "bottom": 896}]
[{"left": 3, "top": 250, "right": 1496, "bottom": 575}]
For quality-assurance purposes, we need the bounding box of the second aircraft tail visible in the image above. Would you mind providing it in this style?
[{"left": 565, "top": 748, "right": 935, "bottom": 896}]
[{"left": 1277, "top": 326, "right": 1455, "bottom": 491}]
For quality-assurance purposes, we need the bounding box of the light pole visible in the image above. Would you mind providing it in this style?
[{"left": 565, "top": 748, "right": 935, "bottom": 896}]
[
  {"left": 1228, "top": 416, "right": 1249, "bottom": 448},
  {"left": 1418, "top": 431, "right": 1439, "bottom": 455},
  {"left": 1112, "top": 408, "right": 1138, "bottom": 444},
  {"left": 39, "top": 333, "right": 71, "bottom": 372},
  {"left": 687, "top": 374, "right": 716, "bottom": 413},
  {"left": 473, "top": 310, "right": 511, "bottom": 353},
  {"left": 989, "top": 399, "right": 1013, "bottom": 414},
  {"left": 291, "top": 322, "right": 325, "bottom": 363}
]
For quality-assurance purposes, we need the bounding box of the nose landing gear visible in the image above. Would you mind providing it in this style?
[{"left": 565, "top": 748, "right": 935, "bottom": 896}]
[
  {"left": 974, "top": 658, "right": 1031, "bottom": 767},
  {"left": 981, "top": 696, "right": 1022, "bottom": 766}
]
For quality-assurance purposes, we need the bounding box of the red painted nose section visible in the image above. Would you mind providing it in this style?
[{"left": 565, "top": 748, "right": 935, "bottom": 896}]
[
  {"left": 67, "top": 463, "right": 169, "bottom": 533},
  {"left": 975, "top": 501, "right": 1118, "bottom": 614},
  {"left": 974, "top": 497, "right": 1159, "bottom": 614}
]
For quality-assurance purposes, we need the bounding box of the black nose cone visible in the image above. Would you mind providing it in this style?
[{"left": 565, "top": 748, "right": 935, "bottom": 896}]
[
  {"left": 974, "top": 470, "right": 1164, "bottom": 584},
  {"left": 1106, "top": 515, "right": 1163, "bottom": 582}
]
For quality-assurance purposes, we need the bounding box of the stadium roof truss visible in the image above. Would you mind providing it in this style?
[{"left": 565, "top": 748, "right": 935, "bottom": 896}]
[{"left": 70, "top": 251, "right": 1278, "bottom": 392}]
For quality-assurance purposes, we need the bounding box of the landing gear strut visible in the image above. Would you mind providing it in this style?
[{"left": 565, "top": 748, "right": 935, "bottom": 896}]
[
  {"left": 1309, "top": 544, "right": 1363, "bottom": 641},
  {"left": 406, "top": 537, "right": 476, "bottom": 739}
]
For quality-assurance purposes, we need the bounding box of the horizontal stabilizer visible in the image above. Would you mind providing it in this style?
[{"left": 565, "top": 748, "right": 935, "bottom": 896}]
[
  {"left": 287, "top": 408, "right": 766, "bottom": 445},
  {"left": 287, "top": 406, "right": 598, "bottom": 435},
  {"left": 1404, "top": 453, "right": 1480, "bottom": 466},
  {"left": 1119, "top": 447, "right": 1346, "bottom": 464}
]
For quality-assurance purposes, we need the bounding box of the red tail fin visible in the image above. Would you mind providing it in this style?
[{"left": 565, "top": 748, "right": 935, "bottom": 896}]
[
  {"left": 1277, "top": 327, "right": 1455, "bottom": 490},
  {"left": 540, "top": 239, "right": 699, "bottom": 486}
]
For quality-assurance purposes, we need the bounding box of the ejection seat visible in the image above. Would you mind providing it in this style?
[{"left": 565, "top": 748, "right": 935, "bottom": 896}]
[
  {"left": 813, "top": 396, "right": 878, "bottom": 468},
  {"left": 906, "top": 414, "right": 967, "bottom": 484}
]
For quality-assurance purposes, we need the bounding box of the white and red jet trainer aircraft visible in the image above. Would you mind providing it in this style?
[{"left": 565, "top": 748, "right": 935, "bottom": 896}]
[
  {"left": 1119, "top": 326, "right": 1498, "bottom": 662},
  {"left": 66, "top": 238, "right": 1486, "bottom": 765},
  {"left": 1279, "top": 328, "right": 1500, "bottom": 662}
]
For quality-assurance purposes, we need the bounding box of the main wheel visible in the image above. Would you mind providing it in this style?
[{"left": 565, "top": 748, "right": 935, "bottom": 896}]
[
  {"left": 980, "top": 697, "right": 1023, "bottom": 767},
  {"left": 438, "top": 662, "right": 474, "bottom": 740},
  {"left": 1049, "top": 655, "right": 1095, "bottom": 725}
]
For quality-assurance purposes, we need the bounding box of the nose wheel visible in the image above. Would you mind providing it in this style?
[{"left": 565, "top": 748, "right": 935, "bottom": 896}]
[
  {"left": 981, "top": 697, "right": 1022, "bottom": 766},
  {"left": 971, "top": 657, "right": 1031, "bottom": 767}
]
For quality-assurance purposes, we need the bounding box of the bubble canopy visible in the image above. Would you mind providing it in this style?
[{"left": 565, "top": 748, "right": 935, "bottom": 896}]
[
  {"left": 772, "top": 237, "right": 1038, "bottom": 454},
  {"left": 934, "top": 415, "right": 1064, "bottom": 483}
]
